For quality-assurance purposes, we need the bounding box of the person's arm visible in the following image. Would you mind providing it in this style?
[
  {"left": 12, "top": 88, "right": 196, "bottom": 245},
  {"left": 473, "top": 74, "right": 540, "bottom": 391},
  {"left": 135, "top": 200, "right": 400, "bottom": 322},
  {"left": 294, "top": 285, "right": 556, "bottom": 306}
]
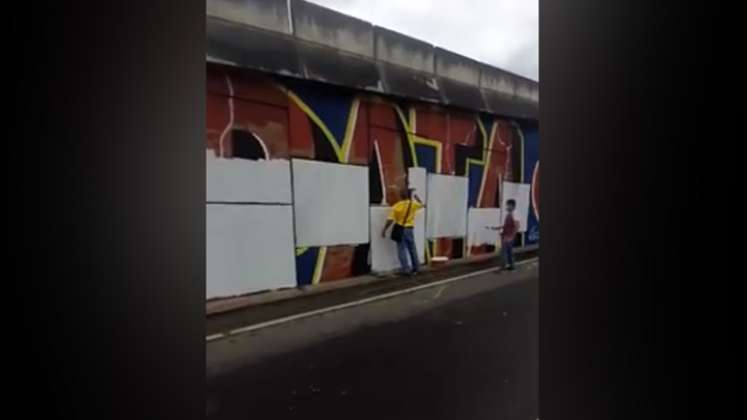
[
  {"left": 489, "top": 215, "right": 507, "bottom": 231},
  {"left": 411, "top": 194, "right": 426, "bottom": 214},
  {"left": 382, "top": 219, "right": 394, "bottom": 237}
]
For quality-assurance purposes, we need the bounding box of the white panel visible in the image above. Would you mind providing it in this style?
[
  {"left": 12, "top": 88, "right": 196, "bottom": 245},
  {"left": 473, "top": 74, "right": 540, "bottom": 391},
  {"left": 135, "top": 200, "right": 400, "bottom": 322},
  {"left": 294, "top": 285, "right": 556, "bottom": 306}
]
[
  {"left": 501, "top": 182, "right": 531, "bottom": 232},
  {"left": 206, "top": 204, "right": 296, "bottom": 299},
  {"left": 370, "top": 207, "right": 426, "bottom": 272},
  {"left": 206, "top": 151, "right": 291, "bottom": 203},
  {"left": 413, "top": 211, "right": 426, "bottom": 263},
  {"left": 467, "top": 208, "right": 502, "bottom": 247},
  {"left": 407, "top": 167, "right": 427, "bottom": 203},
  {"left": 292, "top": 159, "right": 369, "bottom": 246},
  {"left": 425, "top": 174, "right": 468, "bottom": 239}
]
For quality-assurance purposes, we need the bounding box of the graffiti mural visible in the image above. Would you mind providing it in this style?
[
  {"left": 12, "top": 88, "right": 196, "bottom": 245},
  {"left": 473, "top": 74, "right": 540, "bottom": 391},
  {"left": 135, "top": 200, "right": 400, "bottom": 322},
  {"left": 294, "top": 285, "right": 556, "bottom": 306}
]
[
  {"left": 205, "top": 62, "right": 537, "bottom": 297},
  {"left": 284, "top": 80, "right": 372, "bottom": 285}
]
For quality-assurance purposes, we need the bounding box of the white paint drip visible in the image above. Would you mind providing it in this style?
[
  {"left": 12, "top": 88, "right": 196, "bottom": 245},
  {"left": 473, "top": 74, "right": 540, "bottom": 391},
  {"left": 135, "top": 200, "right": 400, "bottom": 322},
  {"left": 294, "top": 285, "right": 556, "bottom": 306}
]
[
  {"left": 373, "top": 140, "right": 387, "bottom": 205},
  {"left": 532, "top": 161, "right": 540, "bottom": 221},
  {"left": 252, "top": 131, "right": 270, "bottom": 160},
  {"left": 218, "top": 74, "right": 235, "bottom": 158}
]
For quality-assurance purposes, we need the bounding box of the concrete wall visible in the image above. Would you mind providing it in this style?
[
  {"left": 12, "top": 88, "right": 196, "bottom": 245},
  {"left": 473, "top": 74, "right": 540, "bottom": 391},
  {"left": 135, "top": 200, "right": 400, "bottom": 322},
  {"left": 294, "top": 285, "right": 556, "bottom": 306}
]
[
  {"left": 206, "top": 63, "right": 539, "bottom": 299},
  {"left": 205, "top": 0, "right": 538, "bottom": 120}
]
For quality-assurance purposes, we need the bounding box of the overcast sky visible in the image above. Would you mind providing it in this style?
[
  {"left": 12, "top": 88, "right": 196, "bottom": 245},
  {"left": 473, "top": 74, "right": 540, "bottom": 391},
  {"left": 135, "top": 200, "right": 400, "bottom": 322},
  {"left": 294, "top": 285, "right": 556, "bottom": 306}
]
[{"left": 307, "top": 0, "right": 538, "bottom": 81}]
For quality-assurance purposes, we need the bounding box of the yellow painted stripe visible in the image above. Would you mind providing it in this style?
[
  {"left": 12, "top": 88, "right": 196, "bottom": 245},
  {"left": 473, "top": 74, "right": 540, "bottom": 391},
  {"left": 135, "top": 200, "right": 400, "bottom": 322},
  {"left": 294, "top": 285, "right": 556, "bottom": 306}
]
[
  {"left": 475, "top": 118, "right": 498, "bottom": 207},
  {"left": 288, "top": 91, "right": 344, "bottom": 162},
  {"left": 340, "top": 98, "right": 360, "bottom": 163},
  {"left": 476, "top": 117, "right": 489, "bottom": 161},
  {"left": 485, "top": 119, "right": 497, "bottom": 151},
  {"left": 413, "top": 136, "right": 442, "bottom": 148},
  {"left": 312, "top": 246, "right": 327, "bottom": 285},
  {"left": 477, "top": 117, "right": 488, "bottom": 146},
  {"left": 395, "top": 106, "right": 419, "bottom": 167}
]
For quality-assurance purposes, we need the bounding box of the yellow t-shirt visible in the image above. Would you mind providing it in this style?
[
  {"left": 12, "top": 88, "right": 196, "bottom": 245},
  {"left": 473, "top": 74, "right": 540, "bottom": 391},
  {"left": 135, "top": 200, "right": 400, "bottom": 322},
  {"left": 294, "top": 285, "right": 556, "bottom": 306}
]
[{"left": 388, "top": 199, "right": 424, "bottom": 227}]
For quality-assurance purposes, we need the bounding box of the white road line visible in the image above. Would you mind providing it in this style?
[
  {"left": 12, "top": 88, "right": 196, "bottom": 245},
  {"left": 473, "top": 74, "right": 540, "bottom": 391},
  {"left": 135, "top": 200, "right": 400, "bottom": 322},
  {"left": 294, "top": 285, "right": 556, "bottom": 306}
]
[{"left": 206, "top": 257, "right": 538, "bottom": 342}]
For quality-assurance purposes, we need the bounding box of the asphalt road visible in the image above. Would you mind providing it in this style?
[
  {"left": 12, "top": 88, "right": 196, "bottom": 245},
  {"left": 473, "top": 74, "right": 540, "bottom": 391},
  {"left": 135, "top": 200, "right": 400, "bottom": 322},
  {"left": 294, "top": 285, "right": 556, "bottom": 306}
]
[{"left": 207, "top": 261, "right": 538, "bottom": 420}]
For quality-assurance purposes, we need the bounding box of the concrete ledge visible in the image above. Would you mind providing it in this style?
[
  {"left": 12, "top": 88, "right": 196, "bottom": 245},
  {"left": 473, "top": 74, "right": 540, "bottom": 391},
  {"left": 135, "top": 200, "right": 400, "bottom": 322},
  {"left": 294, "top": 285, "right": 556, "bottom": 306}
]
[
  {"left": 291, "top": 0, "right": 374, "bottom": 58},
  {"left": 374, "top": 26, "right": 434, "bottom": 74},
  {"left": 207, "top": 0, "right": 291, "bottom": 34},
  {"left": 439, "top": 76, "right": 487, "bottom": 111},
  {"left": 206, "top": 17, "right": 303, "bottom": 77},
  {"left": 379, "top": 61, "right": 442, "bottom": 103},
  {"left": 435, "top": 47, "right": 481, "bottom": 86},
  {"left": 205, "top": 1, "right": 538, "bottom": 121},
  {"left": 206, "top": 247, "right": 537, "bottom": 316},
  {"left": 298, "top": 40, "right": 383, "bottom": 91}
]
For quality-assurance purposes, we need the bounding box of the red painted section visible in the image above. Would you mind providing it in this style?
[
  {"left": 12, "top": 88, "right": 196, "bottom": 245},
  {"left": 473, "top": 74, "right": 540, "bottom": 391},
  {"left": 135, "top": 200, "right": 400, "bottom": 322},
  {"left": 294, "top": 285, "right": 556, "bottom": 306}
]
[
  {"left": 231, "top": 99, "right": 289, "bottom": 159},
  {"left": 207, "top": 64, "right": 230, "bottom": 97},
  {"left": 206, "top": 93, "right": 230, "bottom": 155},
  {"left": 495, "top": 121, "right": 516, "bottom": 181},
  {"left": 206, "top": 64, "right": 289, "bottom": 160},
  {"left": 449, "top": 112, "right": 479, "bottom": 148},
  {"left": 367, "top": 99, "right": 399, "bottom": 130},
  {"left": 479, "top": 148, "right": 504, "bottom": 208},
  {"left": 207, "top": 63, "right": 287, "bottom": 107},
  {"left": 288, "top": 99, "right": 315, "bottom": 160},
  {"left": 348, "top": 100, "right": 369, "bottom": 165},
  {"left": 321, "top": 246, "right": 356, "bottom": 282},
  {"left": 370, "top": 126, "right": 407, "bottom": 205},
  {"left": 412, "top": 104, "right": 447, "bottom": 141}
]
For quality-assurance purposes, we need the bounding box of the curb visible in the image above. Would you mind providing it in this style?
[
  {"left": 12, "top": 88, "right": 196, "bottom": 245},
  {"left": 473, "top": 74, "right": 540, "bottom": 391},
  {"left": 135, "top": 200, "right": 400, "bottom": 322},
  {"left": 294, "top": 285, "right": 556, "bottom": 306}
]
[
  {"left": 206, "top": 256, "right": 539, "bottom": 342},
  {"left": 207, "top": 247, "right": 538, "bottom": 317}
]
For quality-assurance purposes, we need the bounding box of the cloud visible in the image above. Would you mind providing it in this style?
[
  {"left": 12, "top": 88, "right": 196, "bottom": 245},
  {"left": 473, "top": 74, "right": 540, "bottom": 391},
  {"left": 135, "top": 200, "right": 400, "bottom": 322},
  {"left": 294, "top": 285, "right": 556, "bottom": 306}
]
[{"left": 306, "top": 0, "right": 538, "bottom": 80}]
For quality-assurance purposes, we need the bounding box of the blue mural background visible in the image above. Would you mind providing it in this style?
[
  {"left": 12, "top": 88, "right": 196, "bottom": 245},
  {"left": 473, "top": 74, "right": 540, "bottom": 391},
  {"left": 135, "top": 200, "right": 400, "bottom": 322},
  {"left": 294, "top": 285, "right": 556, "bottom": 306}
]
[{"left": 523, "top": 126, "right": 539, "bottom": 245}]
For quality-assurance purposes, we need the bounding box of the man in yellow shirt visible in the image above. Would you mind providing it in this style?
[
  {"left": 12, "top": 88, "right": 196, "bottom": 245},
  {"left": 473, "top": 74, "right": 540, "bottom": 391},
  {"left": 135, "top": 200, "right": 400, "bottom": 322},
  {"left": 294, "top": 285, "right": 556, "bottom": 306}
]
[{"left": 381, "top": 188, "right": 424, "bottom": 275}]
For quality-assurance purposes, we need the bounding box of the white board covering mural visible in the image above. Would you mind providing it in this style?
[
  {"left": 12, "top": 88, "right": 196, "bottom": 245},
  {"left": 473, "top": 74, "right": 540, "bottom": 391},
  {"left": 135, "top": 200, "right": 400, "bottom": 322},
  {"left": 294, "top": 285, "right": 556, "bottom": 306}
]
[
  {"left": 501, "top": 181, "right": 531, "bottom": 233},
  {"left": 369, "top": 206, "right": 426, "bottom": 272},
  {"left": 206, "top": 204, "right": 296, "bottom": 299},
  {"left": 206, "top": 151, "right": 292, "bottom": 203},
  {"left": 407, "top": 167, "right": 427, "bottom": 203},
  {"left": 467, "top": 208, "right": 502, "bottom": 247},
  {"left": 292, "top": 159, "right": 369, "bottom": 247},
  {"left": 426, "top": 174, "right": 468, "bottom": 239}
]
